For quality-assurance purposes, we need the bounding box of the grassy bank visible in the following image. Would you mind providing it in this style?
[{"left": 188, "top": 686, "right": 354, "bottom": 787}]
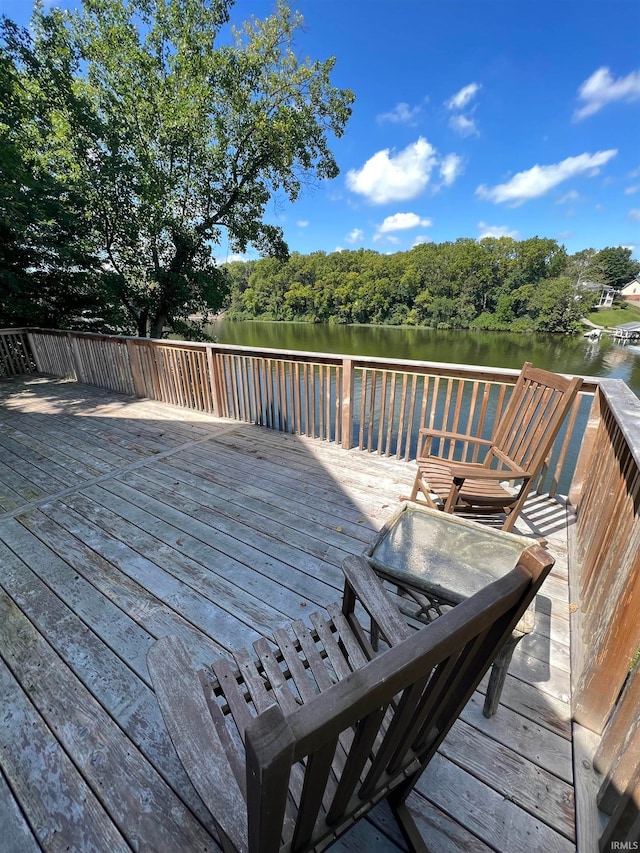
[{"left": 587, "top": 302, "right": 640, "bottom": 327}]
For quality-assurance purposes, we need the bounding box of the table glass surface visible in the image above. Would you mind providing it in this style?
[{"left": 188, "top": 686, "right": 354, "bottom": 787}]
[{"left": 367, "top": 506, "right": 534, "bottom": 605}]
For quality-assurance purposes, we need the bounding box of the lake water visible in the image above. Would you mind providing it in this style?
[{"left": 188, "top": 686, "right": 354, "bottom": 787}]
[{"left": 204, "top": 319, "right": 640, "bottom": 398}]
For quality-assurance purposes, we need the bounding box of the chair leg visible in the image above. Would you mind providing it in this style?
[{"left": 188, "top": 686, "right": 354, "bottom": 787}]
[
  {"left": 443, "top": 478, "right": 463, "bottom": 514},
  {"left": 214, "top": 821, "right": 241, "bottom": 853},
  {"left": 389, "top": 799, "right": 431, "bottom": 853},
  {"left": 406, "top": 470, "right": 439, "bottom": 509}
]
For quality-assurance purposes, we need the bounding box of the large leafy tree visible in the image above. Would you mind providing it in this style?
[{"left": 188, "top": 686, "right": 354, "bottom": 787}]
[
  {"left": 591, "top": 246, "right": 640, "bottom": 289},
  {"left": 28, "top": 0, "right": 353, "bottom": 337},
  {"left": 0, "top": 19, "right": 101, "bottom": 328}
]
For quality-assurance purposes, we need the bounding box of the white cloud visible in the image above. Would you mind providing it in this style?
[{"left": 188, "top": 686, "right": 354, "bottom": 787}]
[
  {"left": 346, "top": 138, "right": 438, "bottom": 204},
  {"left": 346, "top": 227, "right": 365, "bottom": 244},
  {"left": 446, "top": 82, "right": 481, "bottom": 111},
  {"left": 574, "top": 67, "right": 640, "bottom": 120},
  {"left": 557, "top": 190, "right": 581, "bottom": 205},
  {"left": 476, "top": 150, "right": 617, "bottom": 206},
  {"left": 377, "top": 213, "right": 432, "bottom": 233},
  {"left": 449, "top": 114, "right": 478, "bottom": 137},
  {"left": 439, "top": 153, "right": 463, "bottom": 186},
  {"left": 625, "top": 186, "right": 640, "bottom": 195},
  {"left": 477, "top": 222, "right": 520, "bottom": 239},
  {"left": 377, "top": 101, "right": 424, "bottom": 124},
  {"left": 297, "top": 220, "right": 309, "bottom": 227},
  {"left": 215, "top": 252, "right": 252, "bottom": 264},
  {"left": 334, "top": 246, "right": 345, "bottom": 253},
  {"left": 412, "top": 235, "right": 433, "bottom": 247},
  {"left": 629, "top": 209, "right": 640, "bottom": 222}
]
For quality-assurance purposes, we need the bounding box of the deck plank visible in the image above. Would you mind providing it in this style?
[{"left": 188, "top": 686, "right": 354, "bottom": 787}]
[
  {"left": 17, "top": 507, "right": 228, "bottom": 669},
  {"left": 0, "top": 654, "right": 131, "bottom": 853},
  {"left": 0, "top": 376, "right": 577, "bottom": 852},
  {"left": 441, "top": 718, "right": 575, "bottom": 838},
  {"left": 460, "top": 691, "right": 573, "bottom": 782},
  {"left": 418, "top": 753, "right": 575, "bottom": 853},
  {"left": 62, "top": 484, "right": 320, "bottom": 624},
  {"left": 0, "top": 767, "right": 42, "bottom": 853}
]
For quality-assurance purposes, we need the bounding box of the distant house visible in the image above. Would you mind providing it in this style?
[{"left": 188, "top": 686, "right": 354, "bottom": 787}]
[
  {"left": 578, "top": 280, "right": 617, "bottom": 308},
  {"left": 620, "top": 276, "right": 640, "bottom": 302}
]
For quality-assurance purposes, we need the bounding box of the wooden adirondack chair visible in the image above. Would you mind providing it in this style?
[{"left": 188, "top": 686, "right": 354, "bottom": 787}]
[
  {"left": 148, "top": 547, "right": 554, "bottom": 853},
  {"left": 406, "top": 362, "right": 583, "bottom": 531}
]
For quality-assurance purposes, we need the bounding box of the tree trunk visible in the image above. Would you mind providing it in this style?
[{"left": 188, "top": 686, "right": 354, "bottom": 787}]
[
  {"left": 149, "top": 312, "right": 167, "bottom": 339},
  {"left": 137, "top": 309, "right": 149, "bottom": 337}
]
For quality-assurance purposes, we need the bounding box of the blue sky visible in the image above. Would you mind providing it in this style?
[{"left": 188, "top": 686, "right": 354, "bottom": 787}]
[{"left": 3, "top": 0, "right": 640, "bottom": 262}]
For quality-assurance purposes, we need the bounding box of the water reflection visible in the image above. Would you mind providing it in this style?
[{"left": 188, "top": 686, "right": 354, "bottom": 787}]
[{"left": 204, "top": 320, "right": 640, "bottom": 398}]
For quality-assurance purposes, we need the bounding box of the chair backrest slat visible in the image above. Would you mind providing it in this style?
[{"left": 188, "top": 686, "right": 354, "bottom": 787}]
[
  {"left": 290, "top": 741, "right": 338, "bottom": 852},
  {"left": 491, "top": 364, "right": 581, "bottom": 474},
  {"left": 358, "top": 674, "right": 433, "bottom": 799},
  {"left": 325, "top": 707, "right": 387, "bottom": 824},
  {"left": 388, "top": 651, "right": 461, "bottom": 775}
]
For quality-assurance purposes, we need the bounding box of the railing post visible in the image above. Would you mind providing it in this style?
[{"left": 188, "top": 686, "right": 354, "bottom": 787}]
[
  {"left": 126, "top": 339, "right": 147, "bottom": 398},
  {"left": 68, "top": 332, "right": 84, "bottom": 383},
  {"left": 207, "top": 346, "right": 224, "bottom": 418},
  {"left": 341, "top": 357, "right": 354, "bottom": 450},
  {"left": 67, "top": 332, "right": 87, "bottom": 382},
  {"left": 26, "top": 330, "right": 43, "bottom": 373}
]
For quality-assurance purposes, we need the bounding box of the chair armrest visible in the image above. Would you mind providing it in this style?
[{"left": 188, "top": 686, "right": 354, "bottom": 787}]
[
  {"left": 417, "top": 428, "right": 492, "bottom": 461},
  {"left": 148, "top": 637, "right": 248, "bottom": 851},
  {"left": 341, "top": 555, "right": 412, "bottom": 646},
  {"left": 447, "top": 461, "right": 528, "bottom": 480},
  {"left": 418, "top": 427, "right": 493, "bottom": 446}
]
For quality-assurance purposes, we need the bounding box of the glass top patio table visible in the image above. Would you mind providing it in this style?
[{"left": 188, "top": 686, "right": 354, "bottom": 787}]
[
  {"left": 363, "top": 503, "right": 541, "bottom": 716},
  {"left": 365, "top": 503, "right": 537, "bottom": 608}
]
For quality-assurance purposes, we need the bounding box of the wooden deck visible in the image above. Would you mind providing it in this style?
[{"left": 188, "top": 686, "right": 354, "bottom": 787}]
[{"left": 0, "top": 375, "right": 575, "bottom": 852}]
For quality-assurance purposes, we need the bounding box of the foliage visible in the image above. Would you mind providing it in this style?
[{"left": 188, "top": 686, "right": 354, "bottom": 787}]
[
  {"left": 224, "top": 237, "right": 602, "bottom": 334},
  {"left": 1, "top": 0, "right": 353, "bottom": 336},
  {"left": 0, "top": 19, "right": 103, "bottom": 328},
  {"left": 567, "top": 245, "right": 640, "bottom": 288},
  {"left": 590, "top": 247, "right": 640, "bottom": 289}
]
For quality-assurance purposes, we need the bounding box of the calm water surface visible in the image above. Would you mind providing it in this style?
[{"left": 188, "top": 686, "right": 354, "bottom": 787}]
[{"left": 205, "top": 320, "right": 640, "bottom": 398}]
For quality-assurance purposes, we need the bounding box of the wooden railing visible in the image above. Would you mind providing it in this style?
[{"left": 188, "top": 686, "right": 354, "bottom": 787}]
[
  {"left": 569, "top": 380, "right": 640, "bottom": 851},
  {"left": 12, "top": 327, "right": 598, "bottom": 496},
  {"left": 0, "top": 328, "right": 34, "bottom": 376}
]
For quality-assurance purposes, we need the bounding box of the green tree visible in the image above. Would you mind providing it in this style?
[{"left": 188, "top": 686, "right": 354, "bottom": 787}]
[
  {"left": 27, "top": 0, "right": 353, "bottom": 336},
  {"left": 0, "top": 19, "right": 101, "bottom": 328},
  {"left": 592, "top": 247, "right": 640, "bottom": 289},
  {"left": 566, "top": 248, "right": 599, "bottom": 284},
  {"left": 528, "top": 276, "right": 595, "bottom": 333}
]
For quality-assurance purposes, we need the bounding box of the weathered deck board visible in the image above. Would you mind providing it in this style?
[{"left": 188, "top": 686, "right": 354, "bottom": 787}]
[
  {"left": 417, "top": 753, "right": 574, "bottom": 852},
  {"left": 0, "top": 376, "right": 576, "bottom": 851}
]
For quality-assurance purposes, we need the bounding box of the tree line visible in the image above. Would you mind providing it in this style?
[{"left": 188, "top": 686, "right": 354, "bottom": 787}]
[{"left": 223, "top": 241, "right": 640, "bottom": 334}]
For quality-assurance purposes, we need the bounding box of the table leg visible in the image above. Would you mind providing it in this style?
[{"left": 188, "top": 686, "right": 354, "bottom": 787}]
[{"left": 483, "top": 632, "right": 524, "bottom": 718}]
